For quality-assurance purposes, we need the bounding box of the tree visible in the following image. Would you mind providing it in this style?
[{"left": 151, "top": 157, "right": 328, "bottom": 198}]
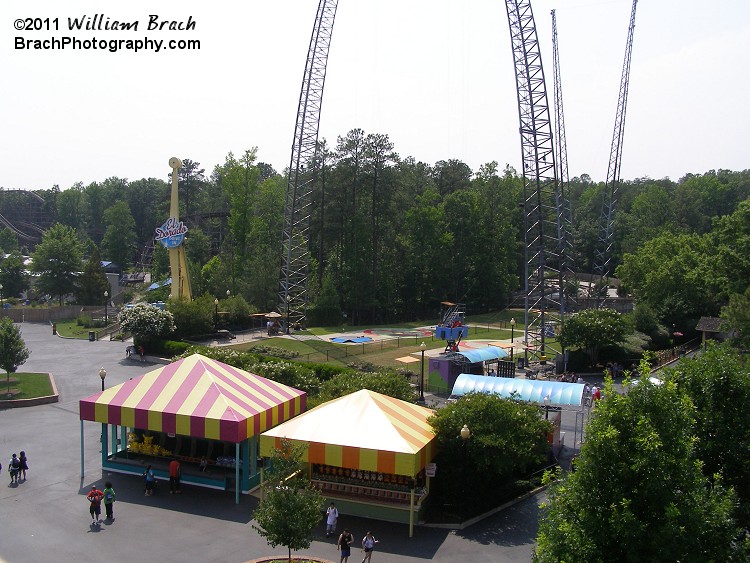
[
  {"left": 535, "top": 368, "right": 743, "bottom": 562},
  {"left": 428, "top": 392, "right": 550, "bottom": 515},
  {"left": 721, "top": 287, "right": 750, "bottom": 349},
  {"left": 668, "top": 345, "right": 750, "bottom": 526},
  {"left": 0, "top": 251, "right": 29, "bottom": 300},
  {"left": 0, "top": 227, "right": 19, "bottom": 254},
  {"left": 75, "top": 247, "right": 110, "bottom": 305},
  {"left": 0, "top": 317, "right": 30, "bottom": 396},
  {"left": 558, "top": 308, "right": 627, "bottom": 365},
  {"left": 30, "top": 223, "right": 84, "bottom": 305},
  {"left": 117, "top": 304, "right": 175, "bottom": 348},
  {"left": 313, "top": 369, "right": 415, "bottom": 407},
  {"left": 252, "top": 439, "right": 323, "bottom": 563},
  {"left": 101, "top": 201, "right": 137, "bottom": 270}
]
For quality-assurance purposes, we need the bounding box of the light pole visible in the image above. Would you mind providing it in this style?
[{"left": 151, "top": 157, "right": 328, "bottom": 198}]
[
  {"left": 460, "top": 424, "right": 471, "bottom": 521},
  {"left": 419, "top": 342, "right": 427, "bottom": 403},
  {"left": 214, "top": 298, "right": 219, "bottom": 330},
  {"left": 543, "top": 394, "right": 551, "bottom": 420},
  {"left": 104, "top": 290, "right": 109, "bottom": 325},
  {"left": 99, "top": 367, "right": 107, "bottom": 392},
  {"left": 510, "top": 317, "right": 516, "bottom": 360},
  {"left": 0, "top": 283, "right": 3, "bottom": 305}
]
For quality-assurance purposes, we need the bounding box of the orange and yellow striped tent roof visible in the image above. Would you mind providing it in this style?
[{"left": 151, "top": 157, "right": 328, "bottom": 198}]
[
  {"left": 260, "top": 389, "right": 436, "bottom": 477},
  {"left": 79, "top": 354, "right": 306, "bottom": 443}
]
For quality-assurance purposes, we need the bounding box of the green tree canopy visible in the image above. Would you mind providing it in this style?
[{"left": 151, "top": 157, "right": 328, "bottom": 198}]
[
  {"left": 668, "top": 345, "right": 750, "bottom": 526},
  {"left": 252, "top": 438, "right": 324, "bottom": 563},
  {"left": 558, "top": 308, "right": 627, "bottom": 365},
  {"left": 535, "top": 369, "right": 743, "bottom": 562},
  {"left": 428, "top": 392, "right": 550, "bottom": 514},
  {"left": 101, "top": 200, "right": 137, "bottom": 270},
  {"left": 75, "top": 247, "right": 110, "bottom": 306},
  {"left": 0, "top": 250, "right": 29, "bottom": 300},
  {"left": 0, "top": 317, "right": 30, "bottom": 394},
  {"left": 30, "top": 223, "right": 84, "bottom": 305}
]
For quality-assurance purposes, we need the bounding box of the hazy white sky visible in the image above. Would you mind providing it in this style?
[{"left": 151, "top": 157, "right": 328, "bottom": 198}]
[{"left": 2, "top": 0, "right": 749, "bottom": 191}]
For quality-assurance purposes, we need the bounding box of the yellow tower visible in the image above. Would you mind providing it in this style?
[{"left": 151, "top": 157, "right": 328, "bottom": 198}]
[{"left": 154, "top": 157, "right": 192, "bottom": 301}]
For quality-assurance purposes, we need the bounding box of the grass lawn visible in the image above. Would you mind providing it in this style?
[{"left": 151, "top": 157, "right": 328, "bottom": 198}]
[
  {"left": 54, "top": 319, "right": 96, "bottom": 339},
  {"left": 0, "top": 372, "right": 53, "bottom": 400},
  {"left": 231, "top": 325, "right": 522, "bottom": 370}
]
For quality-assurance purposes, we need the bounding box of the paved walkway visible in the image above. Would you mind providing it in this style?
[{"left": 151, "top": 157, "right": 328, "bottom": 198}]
[{"left": 0, "top": 323, "right": 541, "bottom": 563}]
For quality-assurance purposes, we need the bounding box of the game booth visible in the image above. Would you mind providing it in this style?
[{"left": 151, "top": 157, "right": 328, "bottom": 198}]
[
  {"left": 260, "top": 389, "right": 436, "bottom": 537},
  {"left": 79, "top": 354, "right": 306, "bottom": 504}
]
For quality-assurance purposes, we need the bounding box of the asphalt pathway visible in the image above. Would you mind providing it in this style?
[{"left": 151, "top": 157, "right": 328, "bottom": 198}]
[{"left": 0, "top": 323, "right": 540, "bottom": 563}]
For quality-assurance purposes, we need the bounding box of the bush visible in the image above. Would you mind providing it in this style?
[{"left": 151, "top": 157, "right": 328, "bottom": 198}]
[
  {"left": 161, "top": 340, "right": 192, "bottom": 357},
  {"left": 249, "top": 345, "right": 300, "bottom": 360},
  {"left": 167, "top": 296, "right": 213, "bottom": 339}
]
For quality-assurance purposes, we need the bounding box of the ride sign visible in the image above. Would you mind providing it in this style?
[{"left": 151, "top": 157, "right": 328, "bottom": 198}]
[{"left": 155, "top": 217, "right": 188, "bottom": 248}]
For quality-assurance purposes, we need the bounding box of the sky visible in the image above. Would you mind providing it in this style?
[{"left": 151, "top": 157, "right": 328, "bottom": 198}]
[{"left": 2, "top": 0, "right": 749, "bottom": 191}]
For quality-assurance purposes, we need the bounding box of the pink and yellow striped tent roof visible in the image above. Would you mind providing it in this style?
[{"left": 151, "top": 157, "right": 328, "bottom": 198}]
[
  {"left": 260, "top": 389, "right": 436, "bottom": 477},
  {"left": 79, "top": 354, "right": 306, "bottom": 443}
]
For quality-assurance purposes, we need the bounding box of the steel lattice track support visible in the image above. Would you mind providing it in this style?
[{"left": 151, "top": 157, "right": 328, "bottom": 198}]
[
  {"left": 278, "top": 0, "right": 339, "bottom": 329},
  {"left": 504, "top": 0, "right": 564, "bottom": 364},
  {"left": 591, "top": 0, "right": 638, "bottom": 307},
  {"left": 551, "top": 9, "right": 577, "bottom": 314}
]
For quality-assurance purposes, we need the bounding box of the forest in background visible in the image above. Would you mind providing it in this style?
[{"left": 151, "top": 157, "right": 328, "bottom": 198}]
[{"left": 3, "top": 127, "right": 750, "bottom": 332}]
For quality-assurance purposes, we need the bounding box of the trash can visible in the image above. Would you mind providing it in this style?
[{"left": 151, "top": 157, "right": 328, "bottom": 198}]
[
  {"left": 517, "top": 358, "right": 524, "bottom": 369},
  {"left": 88, "top": 331, "right": 95, "bottom": 342},
  {"left": 52, "top": 323, "right": 57, "bottom": 335}
]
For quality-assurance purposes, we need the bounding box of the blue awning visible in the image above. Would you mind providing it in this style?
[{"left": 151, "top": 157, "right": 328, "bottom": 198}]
[
  {"left": 451, "top": 374, "right": 585, "bottom": 406},
  {"left": 147, "top": 278, "right": 171, "bottom": 291},
  {"left": 456, "top": 346, "right": 507, "bottom": 363}
]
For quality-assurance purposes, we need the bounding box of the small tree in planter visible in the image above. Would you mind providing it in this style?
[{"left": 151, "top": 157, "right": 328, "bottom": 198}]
[
  {"left": 0, "top": 317, "right": 30, "bottom": 397},
  {"left": 118, "top": 303, "right": 176, "bottom": 351},
  {"left": 253, "top": 439, "right": 324, "bottom": 563}
]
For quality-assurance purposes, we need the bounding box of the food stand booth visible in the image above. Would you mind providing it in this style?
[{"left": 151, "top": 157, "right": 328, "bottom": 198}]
[
  {"left": 260, "top": 389, "right": 436, "bottom": 536},
  {"left": 79, "top": 353, "right": 306, "bottom": 504}
]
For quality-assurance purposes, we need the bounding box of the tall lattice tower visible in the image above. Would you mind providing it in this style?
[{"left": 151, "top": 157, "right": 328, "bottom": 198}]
[
  {"left": 591, "top": 0, "right": 639, "bottom": 306},
  {"left": 504, "top": 0, "right": 565, "bottom": 364},
  {"left": 551, "top": 9, "right": 577, "bottom": 314},
  {"left": 278, "top": 0, "right": 339, "bottom": 329}
]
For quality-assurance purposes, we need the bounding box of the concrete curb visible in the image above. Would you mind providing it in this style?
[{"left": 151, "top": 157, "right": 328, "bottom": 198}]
[
  {"left": 245, "top": 557, "right": 335, "bottom": 563},
  {"left": 0, "top": 372, "right": 59, "bottom": 409}
]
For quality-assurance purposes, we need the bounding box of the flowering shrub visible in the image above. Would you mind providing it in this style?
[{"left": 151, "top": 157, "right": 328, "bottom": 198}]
[{"left": 118, "top": 303, "right": 176, "bottom": 342}]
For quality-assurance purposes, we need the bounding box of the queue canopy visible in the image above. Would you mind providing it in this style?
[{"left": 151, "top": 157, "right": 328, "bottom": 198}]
[
  {"left": 451, "top": 373, "right": 585, "bottom": 406},
  {"left": 79, "top": 353, "right": 306, "bottom": 443},
  {"left": 260, "top": 389, "right": 436, "bottom": 477},
  {"left": 455, "top": 346, "right": 507, "bottom": 363}
]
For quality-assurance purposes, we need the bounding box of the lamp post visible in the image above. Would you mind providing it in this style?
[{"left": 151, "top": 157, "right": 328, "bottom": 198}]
[
  {"left": 226, "top": 289, "right": 231, "bottom": 299},
  {"left": 0, "top": 282, "right": 3, "bottom": 304},
  {"left": 104, "top": 290, "right": 109, "bottom": 325},
  {"left": 460, "top": 424, "right": 471, "bottom": 521},
  {"left": 510, "top": 317, "right": 516, "bottom": 360},
  {"left": 214, "top": 298, "right": 219, "bottom": 330},
  {"left": 99, "top": 367, "right": 107, "bottom": 392},
  {"left": 543, "top": 394, "right": 551, "bottom": 420},
  {"left": 419, "top": 342, "right": 427, "bottom": 403}
]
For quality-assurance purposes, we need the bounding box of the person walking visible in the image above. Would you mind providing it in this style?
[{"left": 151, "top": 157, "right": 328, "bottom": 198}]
[
  {"left": 337, "top": 528, "right": 353, "bottom": 563},
  {"left": 87, "top": 485, "right": 104, "bottom": 525},
  {"left": 102, "top": 481, "right": 116, "bottom": 520},
  {"left": 18, "top": 451, "right": 28, "bottom": 481},
  {"left": 361, "top": 531, "right": 378, "bottom": 563},
  {"left": 325, "top": 502, "right": 339, "bottom": 537},
  {"left": 169, "top": 457, "right": 182, "bottom": 494},
  {"left": 9, "top": 453, "right": 20, "bottom": 484},
  {"left": 143, "top": 465, "right": 155, "bottom": 496}
]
